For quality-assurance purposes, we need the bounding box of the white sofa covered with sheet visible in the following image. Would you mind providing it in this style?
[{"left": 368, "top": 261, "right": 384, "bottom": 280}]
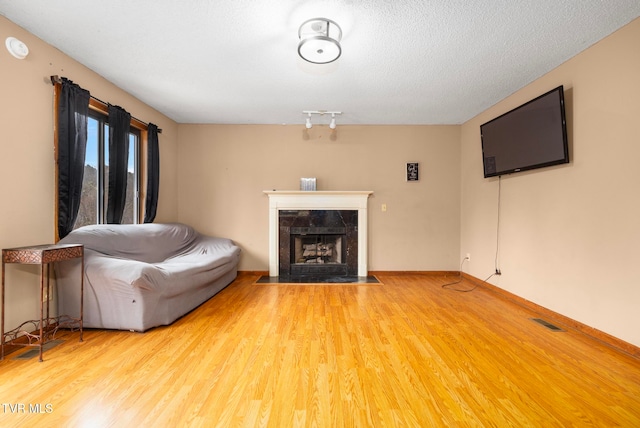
[{"left": 56, "top": 223, "right": 241, "bottom": 332}]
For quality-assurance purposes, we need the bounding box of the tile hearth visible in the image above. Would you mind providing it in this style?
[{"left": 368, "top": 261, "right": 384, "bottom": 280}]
[{"left": 255, "top": 275, "right": 380, "bottom": 284}]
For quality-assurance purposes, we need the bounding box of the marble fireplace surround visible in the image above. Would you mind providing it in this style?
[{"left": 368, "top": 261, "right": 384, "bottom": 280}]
[{"left": 264, "top": 191, "right": 373, "bottom": 277}]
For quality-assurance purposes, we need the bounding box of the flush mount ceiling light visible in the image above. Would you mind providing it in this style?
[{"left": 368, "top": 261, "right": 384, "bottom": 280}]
[
  {"left": 303, "top": 110, "right": 343, "bottom": 129},
  {"left": 298, "top": 18, "right": 342, "bottom": 64},
  {"left": 5, "top": 37, "right": 29, "bottom": 59}
]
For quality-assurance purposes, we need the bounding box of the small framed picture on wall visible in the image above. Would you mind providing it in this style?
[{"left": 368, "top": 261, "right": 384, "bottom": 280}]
[{"left": 406, "top": 162, "right": 419, "bottom": 181}]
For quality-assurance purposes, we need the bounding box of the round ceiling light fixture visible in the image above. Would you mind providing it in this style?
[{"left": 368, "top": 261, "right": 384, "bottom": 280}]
[
  {"left": 298, "top": 18, "right": 342, "bottom": 64},
  {"left": 5, "top": 37, "right": 29, "bottom": 59}
]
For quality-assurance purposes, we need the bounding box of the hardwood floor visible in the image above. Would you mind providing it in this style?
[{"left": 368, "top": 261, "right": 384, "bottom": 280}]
[{"left": 1, "top": 273, "right": 639, "bottom": 427}]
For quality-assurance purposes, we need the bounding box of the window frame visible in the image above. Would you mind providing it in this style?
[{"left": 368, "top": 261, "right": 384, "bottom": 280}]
[
  {"left": 88, "top": 100, "right": 146, "bottom": 226},
  {"left": 84, "top": 109, "right": 142, "bottom": 226},
  {"left": 53, "top": 87, "right": 151, "bottom": 240}
]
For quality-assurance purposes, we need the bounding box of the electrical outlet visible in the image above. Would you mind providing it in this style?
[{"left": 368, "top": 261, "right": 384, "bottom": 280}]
[
  {"left": 495, "top": 269, "right": 502, "bottom": 275},
  {"left": 465, "top": 253, "right": 471, "bottom": 261},
  {"left": 381, "top": 203, "right": 387, "bottom": 212}
]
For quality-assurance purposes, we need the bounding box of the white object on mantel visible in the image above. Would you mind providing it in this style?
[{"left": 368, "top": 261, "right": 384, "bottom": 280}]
[{"left": 264, "top": 190, "right": 373, "bottom": 277}]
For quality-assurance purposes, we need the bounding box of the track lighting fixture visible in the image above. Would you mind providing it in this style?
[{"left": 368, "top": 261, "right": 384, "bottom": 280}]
[{"left": 302, "top": 111, "right": 342, "bottom": 129}]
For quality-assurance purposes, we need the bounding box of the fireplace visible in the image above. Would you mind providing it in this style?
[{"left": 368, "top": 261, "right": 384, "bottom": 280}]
[
  {"left": 264, "top": 190, "right": 373, "bottom": 277},
  {"left": 291, "top": 228, "right": 345, "bottom": 275},
  {"left": 279, "top": 210, "right": 358, "bottom": 277}
]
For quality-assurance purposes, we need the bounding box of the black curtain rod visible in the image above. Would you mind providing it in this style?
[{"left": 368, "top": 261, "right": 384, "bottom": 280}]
[{"left": 50, "top": 75, "right": 162, "bottom": 134}]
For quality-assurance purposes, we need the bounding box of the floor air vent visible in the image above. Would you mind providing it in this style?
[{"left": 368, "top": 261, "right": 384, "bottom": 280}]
[
  {"left": 13, "top": 340, "right": 64, "bottom": 360},
  {"left": 531, "top": 318, "right": 564, "bottom": 332}
]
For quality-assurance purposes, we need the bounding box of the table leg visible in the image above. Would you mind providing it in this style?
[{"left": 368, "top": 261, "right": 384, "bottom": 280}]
[
  {"left": 80, "top": 252, "right": 84, "bottom": 342},
  {"left": 1, "top": 260, "right": 5, "bottom": 360},
  {"left": 46, "top": 263, "right": 50, "bottom": 327},
  {"left": 39, "top": 263, "right": 45, "bottom": 363}
]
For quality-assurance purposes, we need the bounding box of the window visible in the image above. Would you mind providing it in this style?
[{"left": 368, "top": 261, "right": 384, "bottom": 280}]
[
  {"left": 74, "top": 110, "right": 140, "bottom": 229},
  {"left": 53, "top": 76, "right": 159, "bottom": 241}
]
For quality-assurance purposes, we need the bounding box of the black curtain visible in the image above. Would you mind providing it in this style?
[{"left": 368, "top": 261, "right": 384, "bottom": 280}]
[
  {"left": 106, "top": 104, "right": 131, "bottom": 224},
  {"left": 57, "top": 78, "right": 90, "bottom": 239},
  {"left": 144, "top": 123, "right": 160, "bottom": 223}
]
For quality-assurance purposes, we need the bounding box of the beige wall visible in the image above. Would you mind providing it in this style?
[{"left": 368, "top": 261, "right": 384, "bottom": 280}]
[
  {"left": 460, "top": 17, "right": 640, "bottom": 347},
  {"left": 177, "top": 124, "right": 461, "bottom": 272},
  {"left": 0, "top": 17, "right": 179, "bottom": 332}
]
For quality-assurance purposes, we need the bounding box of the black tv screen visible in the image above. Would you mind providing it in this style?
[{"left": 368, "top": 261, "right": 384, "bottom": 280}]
[{"left": 481, "top": 85, "right": 569, "bottom": 178}]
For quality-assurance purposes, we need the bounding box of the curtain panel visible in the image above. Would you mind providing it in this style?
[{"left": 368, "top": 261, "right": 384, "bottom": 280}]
[
  {"left": 144, "top": 123, "right": 160, "bottom": 223},
  {"left": 106, "top": 105, "right": 131, "bottom": 224},
  {"left": 57, "top": 78, "right": 90, "bottom": 239}
]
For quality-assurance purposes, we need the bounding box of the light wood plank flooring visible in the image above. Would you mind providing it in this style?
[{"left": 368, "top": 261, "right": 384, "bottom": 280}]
[{"left": 1, "top": 273, "right": 639, "bottom": 427}]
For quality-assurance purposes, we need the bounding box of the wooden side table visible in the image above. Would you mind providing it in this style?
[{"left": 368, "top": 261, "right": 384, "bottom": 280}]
[{"left": 1, "top": 244, "right": 84, "bottom": 362}]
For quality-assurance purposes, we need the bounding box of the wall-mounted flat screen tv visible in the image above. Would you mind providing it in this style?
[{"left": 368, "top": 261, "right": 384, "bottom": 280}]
[{"left": 480, "top": 85, "right": 569, "bottom": 178}]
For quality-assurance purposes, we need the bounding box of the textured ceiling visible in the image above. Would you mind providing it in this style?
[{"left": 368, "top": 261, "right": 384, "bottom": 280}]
[{"left": 1, "top": 1, "right": 639, "bottom": 125}]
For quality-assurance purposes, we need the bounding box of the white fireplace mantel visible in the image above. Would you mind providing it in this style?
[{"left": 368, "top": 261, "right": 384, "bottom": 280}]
[{"left": 264, "top": 190, "right": 373, "bottom": 277}]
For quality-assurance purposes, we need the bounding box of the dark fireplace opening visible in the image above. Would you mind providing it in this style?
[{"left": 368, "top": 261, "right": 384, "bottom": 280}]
[
  {"left": 279, "top": 210, "right": 357, "bottom": 277},
  {"left": 290, "top": 228, "right": 347, "bottom": 276}
]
